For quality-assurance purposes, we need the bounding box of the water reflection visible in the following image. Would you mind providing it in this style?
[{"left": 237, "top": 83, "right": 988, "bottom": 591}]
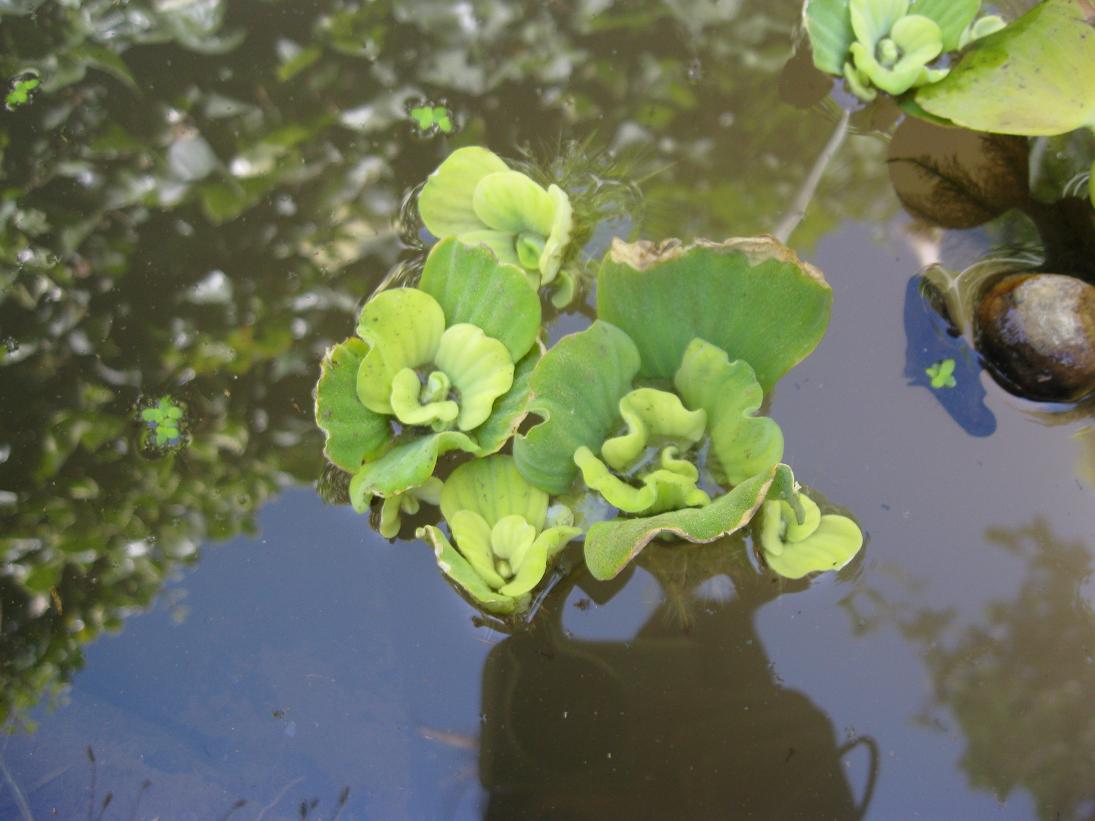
[
  {"left": 481, "top": 539, "right": 877, "bottom": 819},
  {"left": 849, "top": 518, "right": 1095, "bottom": 820}
]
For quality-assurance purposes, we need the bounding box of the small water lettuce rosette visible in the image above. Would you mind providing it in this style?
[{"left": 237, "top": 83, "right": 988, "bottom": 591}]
[
  {"left": 513, "top": 237, "right": 864, "bottom": 581},
  {"left": 757, "top": 491, "right": 864, "bottom": 580},
  {"left": 417, "top": 456, "right": 582, "bottom": 615},
  {"left": 314, "top": 238, "right": 541, "bottom": 534},
  {"left": 417, "top": 146, "right": 575, "bottom": 294},
  {"left": 805, "top": 0, "right": 1005, "bottom": 102}
]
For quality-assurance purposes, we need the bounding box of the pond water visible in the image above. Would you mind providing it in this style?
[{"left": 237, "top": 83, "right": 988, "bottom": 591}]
[{"left": 2, "top": 1, "right": 1094, "bottom": 819}]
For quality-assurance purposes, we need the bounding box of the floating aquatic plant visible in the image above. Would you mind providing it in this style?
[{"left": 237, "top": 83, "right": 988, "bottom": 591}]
[
  {"left": 756, "top": 492, "right": 864, "bottom": 580},
  {"left": 805, "top": 0, "right": 1004, "bottom": 102},
  {"left": 314, "top": 238, "right": 541, "bottom": 504},
  {"left": 925, "top": 358, "right": 956, "bottom": 389},
  {"left": 139, "top": 396, "right": 185, "bottom": 449},
  {"left": 514, "top": 237, "right": 862, "bottom": 580},
  {"left": 417, "top": 146, "right": 574, "bottom": 286},
  {"left": 5, "top": 73, "right": 40, "bottom": 110},
  {"left": 409, "top": 103, "right": 454, "bottom": 135},
  {"left": 417, "top": 456, "right": 582, "bottom": 614}
]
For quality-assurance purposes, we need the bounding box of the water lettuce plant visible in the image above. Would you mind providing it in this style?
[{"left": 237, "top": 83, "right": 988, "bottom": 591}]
[
  {"left": 757, "top": 492, "right": 864, "bottom": 580},
  {"left": 417, "top": 146, "right": 573, "bottom": 287},
  {"left": 139, "top": 396, "right": 185, "bottom": 449},
  {"left": 514, "top": 237, "right": 862, "bottom": 580},
  {"left": 926, "top": 358, "right": 956, "bottom": 389},
  {"left": 914, "top": 0, "right": 1095, "bottom": 137},
  {"left": 314, "top": 238, "right": 541, "bottom": 505},
  {"left": 805, "top": 0, "right": 1004, "bottom": 102},
  {"left": 417, "top": 456, "right": 582, "bottom": 614}
]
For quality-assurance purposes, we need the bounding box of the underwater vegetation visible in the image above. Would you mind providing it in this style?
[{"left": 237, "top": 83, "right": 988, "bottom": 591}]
[{"left": 314, "top": 148, "right": 865, "bottom": 617}]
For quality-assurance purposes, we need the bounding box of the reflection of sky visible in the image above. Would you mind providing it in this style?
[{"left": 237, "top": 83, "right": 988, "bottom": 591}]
[{"left": 7, "top": 221, "right": 1094, "bottom": 818}]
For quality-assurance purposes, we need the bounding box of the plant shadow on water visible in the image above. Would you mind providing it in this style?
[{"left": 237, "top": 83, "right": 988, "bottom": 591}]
[{"left": 479, "top": 537, "right": 879, "bottom": 819}]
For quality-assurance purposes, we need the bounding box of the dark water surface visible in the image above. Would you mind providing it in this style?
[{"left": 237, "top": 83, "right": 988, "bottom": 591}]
[{"left": 2, "top": 1, "right": 1093, "bottom": 819}]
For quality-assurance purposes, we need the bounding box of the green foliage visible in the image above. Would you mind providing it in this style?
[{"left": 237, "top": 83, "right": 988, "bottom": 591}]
[
  {"left": 410, "top": 104, "right": 454, "bottom": 134},
  {"left": 417, "top": 457, "right": 581, "bottom": 613},
  {"left": 139, "top": 396, "right": 186, "bottom": 448},
  {"left": 916, "top": 0, "right": 1095, "bottom": 135},
  {"left": 805, "top": 0, "right": 1004, "bottom": 102},
  {"left": 315, "top": 239, "right": 541, "bottom": 500},
  {"left": 926, "top": 358, "right": 957, "bottom": 389},
  {"left": 596, "top": 238, "right": 832, "bottom": 392},
  {"left": 756, "top": 493, "right": 864, "bottom": 579},
  {"left": 418, "top": 147, "right": 574, "bottom": 285},
  {"left": 4, "top": 73, "right": 38, "bottom": 109}
]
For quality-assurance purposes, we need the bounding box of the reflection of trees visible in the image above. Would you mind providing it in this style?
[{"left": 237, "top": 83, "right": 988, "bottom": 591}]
[
  {"left": 480, "top": 539, "right": 877, "bottom": 818},
  {"left": 851, "top": 520, "right": 1095, "bottom": 821},
  {"left": 1, "top": 0, "right": 897, "bottom": 727}
]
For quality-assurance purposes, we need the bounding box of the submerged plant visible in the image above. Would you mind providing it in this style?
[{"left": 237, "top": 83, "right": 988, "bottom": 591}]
[
  {"left": 417, "top": 456, "right": 582, "bottom": 614},
  {"left": 514, "top": 237, "right": 863, "bottom": 580},
  {"left": 417, "top": 146, "right": 574, "bottom": 286},
  {"left": 314, "top": 238, "right": 541, "bottom": 505},
  {"left": 805, "top": 0, "right": 1004, "bottom": 102}
]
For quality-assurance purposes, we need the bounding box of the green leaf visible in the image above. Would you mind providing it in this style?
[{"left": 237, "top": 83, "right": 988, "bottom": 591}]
[
  {"left": 583, "top": 463, "right": 798, "bottom": 580},
  {"left": 350, "top": 430, "right": 478, "bottom": 498},
  {"left": 314, "top": 338, "right": 392, "bottom": 472},
  {"left": 916, "top": 0, "right": 1095, "bottom": 136},
  {"left": 417, "top": 525, "right": 521, "bottom": 614},
  {"left": 355, "top": 288, "right": 446, "bottom": 414},
  {"left": 440, "top": 455, "right": 549, "bottom": 530},
  {"left": 805, "top": 0, "right": 855, "bottom": 75},
  {"left": 514, "top": 321, "right": 641, "bottom": 494},
  {"left": 909, "top": 0, "right": 980, "bottom": 50},
  {"left": 575, "top": 445, "right": 711, "bottom": 515},
  {"left": 472, "top": 350, "right": 538, "bottom": 456},
  {"left": 673, "top": 339, "right": 784, "bottom": 485},
  {"left": 433, "top": 324, "right": 515, "bottom": 431},
  {"left": 758, "top": 498, "right": 864, "bottom": 579},
  {"left": 472, "top": 171, "right": 555, "bottom": 236},
  {"left": 418, "top": 238, "right": 541, "bottom": 361},
  {"left": 600, "top": 388, "right": 706, "bottom": 471},
  {"left": 926, "top": 358, "right": 957, "bottom": 389},
  {"left": 418, "top": 146, "right": 510, "bottom": 237},
  {"left": 277, "top": 45, "right": 321, "bottom": 82},
  {"left": 850, "top": 15, "right": 943, "bottom": 96},
  {"left": 70, "top": 44, "right": 139, "bottom": 91},
  {"left": 849, "top": 0, "right": 909, "bottom": 45},
  {"left": 596, "top": 238, "right": 832, "bottom": 392},
  {"left": 5, "top": 76, "right": 39, "bottom": 109}
]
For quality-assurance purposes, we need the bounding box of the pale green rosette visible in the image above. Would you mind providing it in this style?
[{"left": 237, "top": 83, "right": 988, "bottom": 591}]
[
  {"left": 418, "top": 146, "right": 574, "bottom": 285},
  {"left": 804, "top": 0, "right": 1006, "bottom": 103},
  {"left": 314, "top": 239, "right": 541, "bottom": 503},
  {"left": 417, "top": 456, "right": 582, "bottom": 615},
  {"left": 757, "top": 492, "right": 864, "bottom": 579},
  {"left": 513, "top": 320, "right": 792, "bottom": 580}
]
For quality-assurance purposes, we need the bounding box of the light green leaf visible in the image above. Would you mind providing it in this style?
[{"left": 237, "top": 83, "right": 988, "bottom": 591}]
[
  {"left": 417, "top": 525, "right": 520, "bottom": 614},
  {"left": 355, "top": 288, "right": 446, "bottom": 414},
  {"left": 514, "top": 321, "right": 641, "bottom": 495},
  {"left": 758, "top": 501, "right": 864, "bottom": 579},
  {"left": 440, "top": 455, "right": 549, "bottom": 530},
  {"left": 418, "top": 238, "right": 541, "bottom": 361},
  {"left": 851, "top": 15, "right": 943, "bottom": 96},
  {"left": 539, "top": 185, "right": 574, "bottom": 282},
  {"left": 674, "top": 339, "right": 784, "bottom": 485},
  {"left": 805, "top": 0, "right": 855, "bottom": 75},
  {"left": 850, "top": 0, "right": 909, "bottom": 45},
  {"left": 909, "top": 0, "right": 980, "bottom": 51},
  {"left": 575, "top": 446, "right": 710, "bottom": 515},
  {"left": 450, "top": 510, "right": 507, "bottom": 588},
  {"left": 596, "top": 238, "right": 832, "bottom": 392},
  {"left": 418, "top": 146, "right": 510, "bottom": 237},
  {"left": 583, "top": 463, "right": 798, "bottom": 580},
  {"left": 389, "top": 367, "right": 459, "bottom": 429},
  {"left": 472, "top": 350, "right": 538, "bottom": 456},
  {"left": 472, "top": 171, "right": 556, "bottom": 236},
  {"left": 498, "top": 539, "right": 549, "bottom": 597},
  {"left": 433, "top": 324, "right": 514, "bottom": 431},
  {"left": 916, "top": 0, "right": 1095, "bottom": 135},
  {"left": 314, "top": 337, "right": 391, "bottom": 472},
  {"left": 377, "top": 478, "right": 443, "bottom": 538},
  {"left": 601, "top": 388, "right": 706, "bottom": 471},
  {"left": 350, "top": 430, "right": 479, "bottom": 498}
]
